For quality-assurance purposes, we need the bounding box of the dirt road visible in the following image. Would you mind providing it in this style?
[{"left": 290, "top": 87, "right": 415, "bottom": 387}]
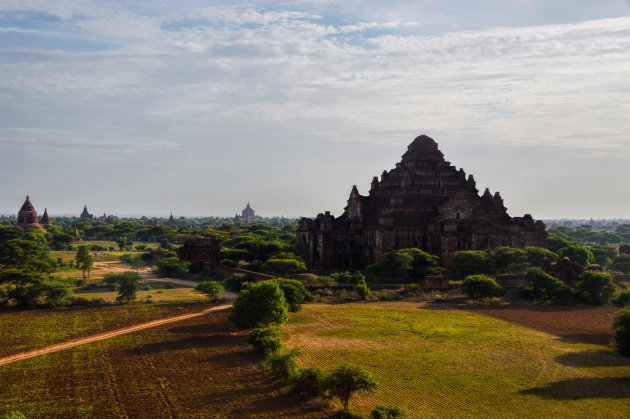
[{"left": 0, "top": 301, "right": 234, "bottom": 367}]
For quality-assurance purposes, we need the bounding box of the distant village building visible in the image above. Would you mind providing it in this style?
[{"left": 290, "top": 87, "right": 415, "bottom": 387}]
[
  {"left": 40, "top": 208, "right": 52, "bottom": 226},
  {"left": 166, "top": 212, "right": 178, "bottom": 227},
  {"left": 17, "top": 196, "right": 45, "bottom": 231},
  {"left": 234, "top": 202, "right": 261, "bottom": 223},
  {"left": 297, "top": 135, "right": 548, "bottom": 269},
  {"left": 80, "top": 205, "right": 94, "bottom": 220}
]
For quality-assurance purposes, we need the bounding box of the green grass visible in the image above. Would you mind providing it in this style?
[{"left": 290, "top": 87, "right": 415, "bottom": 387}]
[{"left": 284, "top": 302, "right": 630, "bottom": 418}]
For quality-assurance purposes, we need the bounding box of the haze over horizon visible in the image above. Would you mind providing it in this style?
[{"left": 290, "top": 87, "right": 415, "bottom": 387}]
[{"left": 2, "top": 1, "right": 630, "bottom": 219}]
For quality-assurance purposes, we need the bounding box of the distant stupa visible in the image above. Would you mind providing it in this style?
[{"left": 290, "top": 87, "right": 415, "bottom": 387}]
[
  {"left": 17, "top": 196, "right": 45, "bottom": 231},
  {"left": 166, "top": 212, "right": 178, "bottom": 227},
  {"left": 80, "top": 205, "right": 94, "bottom": 220},
  {"left": 40, "top": 208, "right": 52, "bottom": 226}
]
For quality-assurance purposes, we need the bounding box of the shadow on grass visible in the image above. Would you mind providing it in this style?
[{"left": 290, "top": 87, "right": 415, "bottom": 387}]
[
  {"left": 129, "top": 334, "right": 244, "bottom": 354},
  {"left": 555, "top": 350, "right": 630, "bottom": 368},
  {"left": 558, "top": 334, "right": 614, "bottom": 347},
  {"left": 520, "top": 377, "right": 630, "bottom": 399}
]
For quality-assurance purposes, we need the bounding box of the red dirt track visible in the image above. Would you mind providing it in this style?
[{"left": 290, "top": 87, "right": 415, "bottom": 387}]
[{"left": 463, "top": 304, "right": 619, "bottom": 346}]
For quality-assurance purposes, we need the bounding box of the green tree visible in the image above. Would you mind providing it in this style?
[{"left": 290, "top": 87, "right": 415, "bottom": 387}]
[
  {"left": 324, "top": 363, "right": 377, "bottom": 412},
  {"left": 370, "top": 406, "right": 404, "bottom": 419},
  {"left": 115, "top": 271, "right": 140, "bottom": 303},
  {"left": 248, "top": 327, "right": 282, "bottom": 355},
  {"left": 75, "top": 245, "right": 93, "bottom": 280},
  {"left": 0, "top": 239, "right": 44, "bottom": 267},
  {"left": 43, "top": 280, "right": 74, "bottom": 307},
  {"left": 228, "top": 280, "right": 289, "bottom": 329},
  {"left": 613, "top": 308, "right": 630, "bottom": 357},
  {"left": 260, "top": 258, "right": 307, "bottom": 276},
  {"left": 291, "top": 366, "right": 325, "bottom": 402},
  {"left": 589, "top": 245, "right": 618, "bottom": 267},
  {"left": 195, "top": 280, "right": 224, "bottom": 302},
  {"left": 575, "top": 270, "right": 616, "bottom": 305},
  {"left": 524, "top": 247, "right": 558, "bottom": 267},
  {"left": 611, "top": 254, "right": 630, "bottom": 274},
  {"left": 451, "top": 251, "right": 494, "bottom": 280},
  {"left": 0, "top": 268, "right": 45, "bottom": 307},
  {"left": 276, "top": 278, "right": 314, "bottom": 312},
  {"left": 522, "top": 267, "right": 567, "bottom": 301},
  {"left": 154, "top": 256, "right": 190, "bottom": 277},
  {"left": 557, "top": 245, "right": 595, "bottom": 266},
  {"left": 491, "top": 247, "right": 527, "bottom": 274},
  {"left": 462, "top": 274, "right": 504, "bottom": 300}
]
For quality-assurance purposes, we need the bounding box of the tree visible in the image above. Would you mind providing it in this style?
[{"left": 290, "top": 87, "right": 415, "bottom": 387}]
[
  {"left": 0, "top": 239, "right": 44, "bottom": 268},
  {"left": 43, "top": 280, "right": 74, "bottom": 307},
  {"left": 228, "top": 280, "right": 289, "bottom": 329},
  {"left": 260, "top": 258, "right": 307, "bottom": 276},
  {"left": 557, "top": 245, "right": 595, "bottom": 266},
  {"left": 115, "top": 271, "right": 140, "bottom": 303},
  {"left": 396, "top": 248, "right": 444, "bottom": 279},
  {"left": 575, "top": 270, "right": 616, "bottom": 305},
  {"left": 75, "top": 245, "right": 93, "bottom": 280},
  {"left": 324, "top": 363, "right": 377, "bottom": 412},
  {"left": 291, "top": 367, "right": 325, "bottom": 402},
  {"left": 451, "top": 251, "right": 494, "bottom": 280},
  {"left": 525, "top": 247, "right": 558, "bottom": 267},
  {"left": 613, "top": 308, "right": 630, "bottom": 357},
  {"left": 275, "top": 278, "right": 314, "bottom": 312},
  {"left": 462, "top": 274, "right": 504, "bottom": 300},
  {"left": 195, "top": 280, "right": 224, "bottom": 302},
  {"left": 154, "top": 256, "right": 190, "bottom": 277},
  {"left": 491, "top": 247, "right": 527, "bottom": 274},
  {"left": 0, "top": 268, "right": 45, "bottom": 307},
  {"left": 611, "top": 254, "right": 630, "bottom": 274},
  {"left": 522, "top": 267, "right": 567, "bottom": 301},
  {"left": 248, "top": 327, "right": 282, "bottom": 355},
  {"left": 370, "top": 406, "right": 404, "bottom": 419}
]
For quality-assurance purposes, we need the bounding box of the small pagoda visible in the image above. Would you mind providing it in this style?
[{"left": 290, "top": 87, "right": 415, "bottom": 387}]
[
  {"left": 17, "top": 196, "right": 45, "bottom": 231},
  {"left": 40, "top": 208, "right": 53, "bottom": 226},
  {"left": 80, "top": 205, "right": 94, "bottom": 220},
  {"left": 166, "top": 212, "right": 178, "bottom": 227}
]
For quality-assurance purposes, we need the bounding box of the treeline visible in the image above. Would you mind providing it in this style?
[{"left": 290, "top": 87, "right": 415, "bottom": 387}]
[{"left": 549, "top": 224, "right": 630, "bottom": 246}]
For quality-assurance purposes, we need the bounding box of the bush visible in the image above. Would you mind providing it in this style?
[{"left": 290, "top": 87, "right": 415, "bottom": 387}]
[
  {"left": 451, "top": 251, "right": 494, "bottom": 280},
  {"left": 195, "top": 280, "right": 224, "bottom": 301},
  {"left": 613, "top": 308, "right": 630, "bottom": 357},
  {"left": 462, "top": 274, "right": 504, "bottom": 300},
  {"left": 613, "top": 289, "right": 630, "bottom": 308},
  {"left": 43, "top": 280, "right": 74, "bottom": 307},
  {"left": 260, "top": 258, "right": 307, "bottom": 276},
  {"left": 291, "top": 367, "right": 324, "bottom": 401},
  {"left": 611, "top": 254, "right": 630, "bottom": 274},
  {"left": 248, "top": 327, "right": 282, "bottom": 355},
  {"left": 525, "top": 247, "right": 558, "bottom": 267},
  {"left": 228, "top": 280, "right": 289, "bottom": 329},
  {"left": 114, "top": 271, "right": 141, "bottom": 303},
  {"left": 266, "top": 348, "right": 300, "bottom": 381},
  {"left": 523, "top": 267, "right": 567, "bottom": 301},
  {"left": 370, "top": 405, "right": 404, "bottom": 419},
  {"left": 491, "top": 247, "right": 527, "bottom": 274},
  {"left": 223, "top": 273, "right": 249, "bottom": 292},
  {"left": 355, "top": 279, "right": 370, "bottom": 300},
  {"left": 154, "top": 256, "right": 190, "bottom": 277},
  {"left": 575, "top": 271, "right": 616, "bottom": 305},
  {"left": 276, "top": 278, "right": 315, "bottom": 312}
]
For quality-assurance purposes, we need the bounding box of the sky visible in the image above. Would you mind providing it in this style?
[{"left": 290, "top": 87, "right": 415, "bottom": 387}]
[{"left": 1, "top": 1, "right": 630, "bottom": 219}]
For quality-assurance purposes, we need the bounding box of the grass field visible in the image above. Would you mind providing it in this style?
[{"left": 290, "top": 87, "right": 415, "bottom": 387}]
[
  {"left": 0, "top": 310, "right": 325, "bottom": 418},
  {"left": 0, "top": 302, "right": 209, "bottom": 357},
  {"left": 284, "top": 302, "right": 630, "bottom": 418},
  {"left": 75, "top": 279, "right": 208, "bottom": 304}
]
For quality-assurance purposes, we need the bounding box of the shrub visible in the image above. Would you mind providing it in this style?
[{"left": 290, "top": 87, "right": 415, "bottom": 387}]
[
  {"left": 276, "top": 278, "right": 315, "bottom": 312},
  {"left": 355, "top": 279, "right": 370, "bottom": 300},
  {"left": 228, "top": 280, "right": 289, "bottom": 329},
  {"left": 462, "top": 274, "right": 504, "bottom": 300},
  {"left": 154, "top": 256, "right": 190, "bottom": 277},
  {"left": 223, "top": 273, "right": 249, "bottom": 292},
  {"left": 523, "top": 267, "right": 567, "bottom": 301},
  {"left": 43, "top": 280, "right": 74, "bottom": 307},
  {"left": 248, "top": 327, "right": 282, "bottom": 355},
  {"left": 491, "top": 247, "right": 527, "bottom": 274},
  {"left": 611, "top": 254, "right": 630, "bottom": 274},
  {"left": 114, "top": 271, "right": 141, "bottom": 303},
  {"left": 291, "top": 367, "right": 324, "bottom": 401},
  {"left": 266, "top": 348, "right": 299, "bottom": 381},
  {"left": 370, "top": 406, "right": 404, "bottom": 419},
  {"left": 195, "top": 280, "right": 224, "bottom": 301},
  {"left": 613, "top": 308, "right": 630, "bottom": 357},
  {"left": 525, "top": 247, "right": 558, "bottom": 267},
  {"left": 613, "top": 289, "right": 630, "bottom": 308},
  {"left": 451, "top": 251, "right": 494, "bottom": 280},
  {"left": 575, "top": 271, "right": 616, "bottom": 305}
]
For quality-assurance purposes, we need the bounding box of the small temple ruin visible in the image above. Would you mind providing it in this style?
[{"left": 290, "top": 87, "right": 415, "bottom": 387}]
[
  {"left": 166, "top": 212, "right": 178, "bottom": 227},
  {"left": 297, "top": 135, "right": 548, "bottom": 269},
  {"left": 80, "top": 205, "right": 94, "bottom": 220},
  {"left": 234, "top": 202, "right": 261, "bottom": 223},
  {"left": 40, "top": 208, "right": 52, "bottom": 226},
  {"left": 16, "top": 196, "right": 45, "bottom": 231}
]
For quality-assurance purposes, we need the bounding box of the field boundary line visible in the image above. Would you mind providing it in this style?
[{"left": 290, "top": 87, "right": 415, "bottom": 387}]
[{"left": 0, "top": 303, "right": 232, "bottom": 367}]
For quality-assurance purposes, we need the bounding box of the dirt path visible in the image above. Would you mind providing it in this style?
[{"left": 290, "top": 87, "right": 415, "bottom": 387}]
[{"left": 0, "top": 301, "right": 234, "bottom": 367}]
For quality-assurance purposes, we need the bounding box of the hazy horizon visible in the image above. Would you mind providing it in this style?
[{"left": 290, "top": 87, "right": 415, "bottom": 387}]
[{"left": 2, "top": 1, "right": 630, "bottom": 219}]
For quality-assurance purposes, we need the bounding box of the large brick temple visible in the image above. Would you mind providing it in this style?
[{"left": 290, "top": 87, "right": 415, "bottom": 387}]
[{"left": 297, "top": 135, "right": 547, "bottom": 269}]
